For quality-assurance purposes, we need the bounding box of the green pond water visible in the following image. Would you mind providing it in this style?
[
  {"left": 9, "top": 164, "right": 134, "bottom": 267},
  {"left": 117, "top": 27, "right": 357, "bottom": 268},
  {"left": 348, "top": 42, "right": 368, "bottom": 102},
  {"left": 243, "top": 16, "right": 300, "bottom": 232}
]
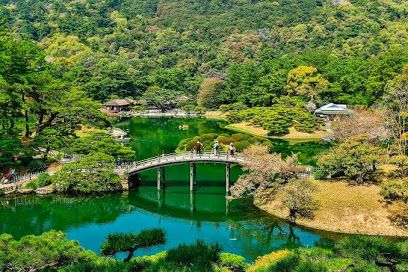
[{"left": 0, "top": 117, "right": 334, "bottom": 261}]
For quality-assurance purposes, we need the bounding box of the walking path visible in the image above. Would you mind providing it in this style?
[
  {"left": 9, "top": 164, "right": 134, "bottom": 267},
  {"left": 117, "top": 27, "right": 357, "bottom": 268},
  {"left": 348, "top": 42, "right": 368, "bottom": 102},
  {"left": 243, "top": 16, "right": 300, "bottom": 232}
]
[{"left": 115, "top": 151, "right": 244, "bottom": 175}]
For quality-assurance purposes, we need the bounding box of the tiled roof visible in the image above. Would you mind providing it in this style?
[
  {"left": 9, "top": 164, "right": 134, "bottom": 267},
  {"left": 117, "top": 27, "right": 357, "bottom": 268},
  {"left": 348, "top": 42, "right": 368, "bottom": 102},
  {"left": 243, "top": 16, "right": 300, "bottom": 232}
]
[{"left": 103, "top": 99, "right": 131, "bottom": 106}]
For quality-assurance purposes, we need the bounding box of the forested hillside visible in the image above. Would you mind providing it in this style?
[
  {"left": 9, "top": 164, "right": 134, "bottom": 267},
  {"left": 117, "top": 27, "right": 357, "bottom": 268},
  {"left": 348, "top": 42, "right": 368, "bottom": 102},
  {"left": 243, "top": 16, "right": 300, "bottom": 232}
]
[{"left": 1, "top": 0, "right": 407, "bottom": 106}]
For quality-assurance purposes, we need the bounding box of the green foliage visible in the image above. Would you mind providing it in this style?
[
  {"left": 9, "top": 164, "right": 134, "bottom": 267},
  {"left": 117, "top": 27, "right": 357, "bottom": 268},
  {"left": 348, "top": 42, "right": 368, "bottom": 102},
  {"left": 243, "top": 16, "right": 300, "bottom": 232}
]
[
  {"left": 143, "top": 86, "right": 180, "bottom": 112},
  {"left": 313, "top": 169, "right": 327, "bottom": 180},
  {"left": 1, "top": 231, "right": 406, "bottom": 272},
  {"left": 266, "top": 252, "right": 301, "bottom": 272},
  {"left": 0, "top": 136, "right": 26, "bottom": 169},
  {"left": 101, "top": 229, "right": 165, "bottom": 260},
  {"left": 336, "top": 236, "right": 408, "bottom": 271},
  {"left": 36, "top": 172, "right": 52, "bottom": 187},
  {"left": 227, "top": 101, "right": 322, "bottom": 135},
  {"left": 280, "top": 180, "right": 320, "bottom": 222},
  {"left": 52, "top": 153, "right": 121, "bottom": 194},
  {"left": 317, "top": 136, "right": 386, "bottom": 184},
  {"left": 158, "top": 240, "right": 221, "bottom": 272},
  {"left": 69, "top": 131, "right": 135, "bottom": 161},
  {"left": 1, "top": 0, "right": 405, "bottom": 108},
  {"left": 252, "top": 238, "right": 408, "bottom": 272},
  {"left": 0, "top": 230, "right": 94, "bottom": 271},
  {"left": 219, "top": 102, "right": 248, "bottom": 112},
  {"left": 219, "top": 253, "right": 248, "bottom": 271},
  {"left": 380, "top": 178, "right": 408, "bottom": 203},
  {"left": 389, "top": 155, "right": 408, "bottom": 178},
  {"left": 197, "top": 78, "right": 226, "bottom": 109},
  {"left": 24, "top": 172, "right": 52, "bottom": 190},
  {"left": 177, "top": 133, "right": 269, "bottom": 153}
]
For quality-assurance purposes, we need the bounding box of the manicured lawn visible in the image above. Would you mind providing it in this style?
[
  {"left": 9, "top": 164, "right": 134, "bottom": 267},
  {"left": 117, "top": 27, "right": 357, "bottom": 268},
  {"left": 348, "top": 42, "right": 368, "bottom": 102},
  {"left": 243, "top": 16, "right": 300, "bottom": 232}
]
[
  {"left": 257, "top": 179, "right": 408, "bottom": 237},
  {"left": 278, "top": 127, "right": 331, "bottom": 141},
  {"left": 225, "top": 122, "right": 269, "bottom": 137},
  {"left": 204, "top": 111, "right": 228, "bottom": 120}
]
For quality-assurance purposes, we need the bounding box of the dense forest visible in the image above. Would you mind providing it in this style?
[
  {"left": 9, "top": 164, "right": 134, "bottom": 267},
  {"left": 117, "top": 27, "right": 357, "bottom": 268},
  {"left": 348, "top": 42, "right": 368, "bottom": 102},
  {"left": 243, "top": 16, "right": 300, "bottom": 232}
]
[
  {"left": 1, "top": 0, "right": 407, "bottom": 105},
  {"left": 0, "top": 0, "right": 407, "bottom": 166}
]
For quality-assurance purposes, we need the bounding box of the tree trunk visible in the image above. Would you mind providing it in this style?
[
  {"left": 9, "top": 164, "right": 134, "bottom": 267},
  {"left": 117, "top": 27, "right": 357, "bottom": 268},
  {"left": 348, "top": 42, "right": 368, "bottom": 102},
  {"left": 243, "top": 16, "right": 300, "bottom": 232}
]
[
  {"left": 44, "top": 145, "right": 51, "bottom": 162},
  {"left": 36, "top": 113, "right": 57, "bottom": 134},
  {"left": 124, "top": 251, "right": 134, "bottom": 262},
  {"left": 24, "top": 109, "right": 30, "bottom": 138}
]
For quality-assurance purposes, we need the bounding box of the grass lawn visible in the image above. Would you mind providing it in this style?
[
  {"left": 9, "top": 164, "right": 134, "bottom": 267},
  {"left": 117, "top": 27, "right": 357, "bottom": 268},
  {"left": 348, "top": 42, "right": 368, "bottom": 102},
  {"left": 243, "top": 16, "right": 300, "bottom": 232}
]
[
  {"left": 204, "top": 111, "right": 227, "bottom": 120},
  {"left": 75, "top": 125, "right": 104, "bottom": 137},
  {"left": 225, "top": 122, "right": 269, "bottom": 137},
  {"left": 277, "top": 127, "right": 331, "bottom": 141},
  {"left": 256, "top": 179, "right": 408, "bottom": 237}
]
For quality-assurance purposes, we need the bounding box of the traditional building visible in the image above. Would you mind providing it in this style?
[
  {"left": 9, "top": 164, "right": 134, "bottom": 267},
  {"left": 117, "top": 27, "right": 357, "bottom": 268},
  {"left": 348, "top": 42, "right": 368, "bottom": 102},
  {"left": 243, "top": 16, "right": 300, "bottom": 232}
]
[
  {"left": 315, "top": 103, "right": 351, "bottom": 120},
  {"left": 102, "top": 99, "right": 132, "bottom": 113}
]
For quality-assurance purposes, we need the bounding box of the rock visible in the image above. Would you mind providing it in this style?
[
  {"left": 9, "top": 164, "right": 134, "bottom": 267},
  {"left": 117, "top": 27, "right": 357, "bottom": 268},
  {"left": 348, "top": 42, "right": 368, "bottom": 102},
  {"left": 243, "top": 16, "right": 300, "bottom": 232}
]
[
  {"left": 17, "top": 188, "right": 34, "bottom": 194},
  {"left": 36, "top": 187, "right": 54, "bottom": 195}
]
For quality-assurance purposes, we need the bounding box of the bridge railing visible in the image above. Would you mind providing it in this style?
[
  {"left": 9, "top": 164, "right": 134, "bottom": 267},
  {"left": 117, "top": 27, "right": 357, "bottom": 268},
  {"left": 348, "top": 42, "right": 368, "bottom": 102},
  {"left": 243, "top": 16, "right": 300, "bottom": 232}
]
[{"left": 116, "top": 151, "right": 241, "bottom": 171}]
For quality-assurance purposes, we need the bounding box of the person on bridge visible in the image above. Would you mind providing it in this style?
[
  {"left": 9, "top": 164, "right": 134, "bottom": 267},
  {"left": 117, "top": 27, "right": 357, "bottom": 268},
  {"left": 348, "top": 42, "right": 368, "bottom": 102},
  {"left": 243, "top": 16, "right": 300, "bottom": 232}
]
[
  {"left": 194, "top": 141, "right": 202, "bottom": 155},
  {"left": 213, "top": 141, "right": 220, "bottom": 155},
  {"left": 228, "top": 143, "right": 236, "bottom": 157}
]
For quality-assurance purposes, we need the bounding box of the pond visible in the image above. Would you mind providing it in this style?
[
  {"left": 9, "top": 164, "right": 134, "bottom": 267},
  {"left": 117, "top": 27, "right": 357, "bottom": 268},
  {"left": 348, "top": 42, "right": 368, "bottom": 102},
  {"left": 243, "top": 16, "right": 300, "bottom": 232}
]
[{"left": 0, "top": 117, "right": 334, "bottom": 261}]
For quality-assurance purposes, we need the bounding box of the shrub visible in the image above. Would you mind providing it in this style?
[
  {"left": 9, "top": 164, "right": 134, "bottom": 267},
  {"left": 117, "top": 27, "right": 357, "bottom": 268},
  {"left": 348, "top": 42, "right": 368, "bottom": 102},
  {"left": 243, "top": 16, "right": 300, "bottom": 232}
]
[
  {"left": 226, "top": 104, "right": 321, "bottom": 136},
  {"left": 266, "top": 252, "right": 300, "bottom": 271},
  {"left": 219, "top": 102, "right": 248, "bottom": 112},
  {"left": 317, "top": 136, "right": 386, "bottom": 184},
  {"left": 52, "top": 153, "right": 121, "bottom": 194},
  {"left": 380, "top": 178, "right": 408, "bottom": 203},
  {"left": 335, "top": 236, "right": 408, "bottom": 270},
  {"left": 26, "top": 160, "right": 46, "bottom": 171},
  {"left": 101, "top": 229, "right": 165, "bottom": 262},
  {"left": 313, "top": 169, "right": 328, "bottom": 180},
  {"left": 36, "top": 173, "right": 52, "bottom": 187},
  {"left": 164, "top": 240, "right": 221, "bottom": 271},
  {"left": 24, "top": 181, "right": 38, "bottom": 190},
  {"left": 0, "top": 231, "right": 94, "bottom": 272},
  {"left": 220, "top": 253, "right": 248, "bottom": 271},
  {"left": 183, "top": 104, "right": 196, "bottom": 113}
]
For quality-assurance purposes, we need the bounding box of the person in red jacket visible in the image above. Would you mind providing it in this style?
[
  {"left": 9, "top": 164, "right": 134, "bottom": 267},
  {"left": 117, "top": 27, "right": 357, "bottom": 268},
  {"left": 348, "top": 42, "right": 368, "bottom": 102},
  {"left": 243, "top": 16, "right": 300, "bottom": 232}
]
[{"left": 194, "top": 141, "right": 202, "bottom": 155}]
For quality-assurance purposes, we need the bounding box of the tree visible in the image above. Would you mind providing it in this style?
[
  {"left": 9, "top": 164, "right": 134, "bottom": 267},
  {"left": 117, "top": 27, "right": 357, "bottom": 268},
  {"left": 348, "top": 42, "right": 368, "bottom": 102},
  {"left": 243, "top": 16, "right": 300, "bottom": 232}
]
[
  {"left": 0, "top": 135, "right": 26, "bottom": 169},
  {"left": 332, "top": 110, "right": 388, "bottom": 143},
  {"left": 229, "top": 146, "right": 300, "bottom": 201},
  {"left": 197, "top": 77, "right": 225, "bottom": 109},
  {"left": 389, "top": 155, "right": 408, "bottom": 178},
  {"left": 280, "top": 179, "right": 320, "bottom": 222},
  {"left": 384, "top": 65, "right": 408, "bottom": 155},
  {"left": 143, "top": 86, "right": 179, "bottom": 112},
  {"left": 40, "top": 34, "right": 92, "bottom": 67},
  {"left": 101, "top": 229, "right": 165, "bottom": 262},
  {"left": 68, "top": 131, "right": 135, "bottom": 161},
  {"left": 31, "top": 128, "right": 69, "bottom": 161},
  {"left": 0, "top": 230, "right": 92, "bottom": 271},
  {"left": 380, "top": 178, "right": 408, "bottom": 204},
  {"left": 336, "top": 236, "right": 408, "bottom": 271},
  {"left": 160, "top": 240, "right": 221, "bottom": 272},
  {"left": 285, "top": 66, "right": 328, "bottom": 100},
  {"left": 52, "top": 153, "right": 121, "bottom": 194},
  {"left": 317, "top": 136, "right": 386, "bottom": 184}
]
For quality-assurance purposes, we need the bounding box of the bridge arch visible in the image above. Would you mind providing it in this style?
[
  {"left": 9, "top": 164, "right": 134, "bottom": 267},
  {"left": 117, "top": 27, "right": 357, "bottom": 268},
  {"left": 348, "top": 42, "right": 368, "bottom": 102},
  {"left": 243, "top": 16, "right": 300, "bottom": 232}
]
[{"left": 115, "top": 152, "right": 244, "bottom": 194}]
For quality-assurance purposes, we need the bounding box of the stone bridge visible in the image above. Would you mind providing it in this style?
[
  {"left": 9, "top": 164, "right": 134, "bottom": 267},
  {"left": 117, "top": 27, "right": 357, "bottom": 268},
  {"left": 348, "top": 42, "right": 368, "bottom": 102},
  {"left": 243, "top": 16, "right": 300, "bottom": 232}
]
[{"left": 115, "top": 152, "right": 244, "bottom": 193}]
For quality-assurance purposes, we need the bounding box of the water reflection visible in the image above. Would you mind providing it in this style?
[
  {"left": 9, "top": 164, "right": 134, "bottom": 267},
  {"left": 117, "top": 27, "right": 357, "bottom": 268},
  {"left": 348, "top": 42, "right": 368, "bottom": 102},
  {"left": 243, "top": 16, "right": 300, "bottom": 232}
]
[{"left": 0, "top": 186, "right": 334, "bottom": 261}]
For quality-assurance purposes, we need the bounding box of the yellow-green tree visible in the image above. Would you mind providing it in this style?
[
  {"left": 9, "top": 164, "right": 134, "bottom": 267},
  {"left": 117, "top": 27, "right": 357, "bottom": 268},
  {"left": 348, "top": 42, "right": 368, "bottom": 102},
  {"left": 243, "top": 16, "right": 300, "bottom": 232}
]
[
  {"left": 285, "top": 66, "right": 328, "bottom": 100},
  {"left": 384, "top": 65, "right": 408, "bottom": 155},
  {"left": 197, "top": 78, "right": 225, "bottom": 109}
]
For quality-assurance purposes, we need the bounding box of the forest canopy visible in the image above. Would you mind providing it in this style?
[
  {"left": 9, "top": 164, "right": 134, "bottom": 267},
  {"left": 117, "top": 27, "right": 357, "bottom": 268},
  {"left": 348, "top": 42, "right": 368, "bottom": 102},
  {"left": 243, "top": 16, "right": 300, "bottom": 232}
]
[{"left": 0, "top": 0, "right": 406, "bottom": 106}]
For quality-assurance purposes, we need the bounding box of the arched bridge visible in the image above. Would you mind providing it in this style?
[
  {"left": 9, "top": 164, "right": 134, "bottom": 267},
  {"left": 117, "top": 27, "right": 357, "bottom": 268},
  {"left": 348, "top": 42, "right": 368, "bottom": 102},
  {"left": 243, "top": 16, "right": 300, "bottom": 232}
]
[{"left": 115, "top": 152, "right": 244, "bottom": 193}]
